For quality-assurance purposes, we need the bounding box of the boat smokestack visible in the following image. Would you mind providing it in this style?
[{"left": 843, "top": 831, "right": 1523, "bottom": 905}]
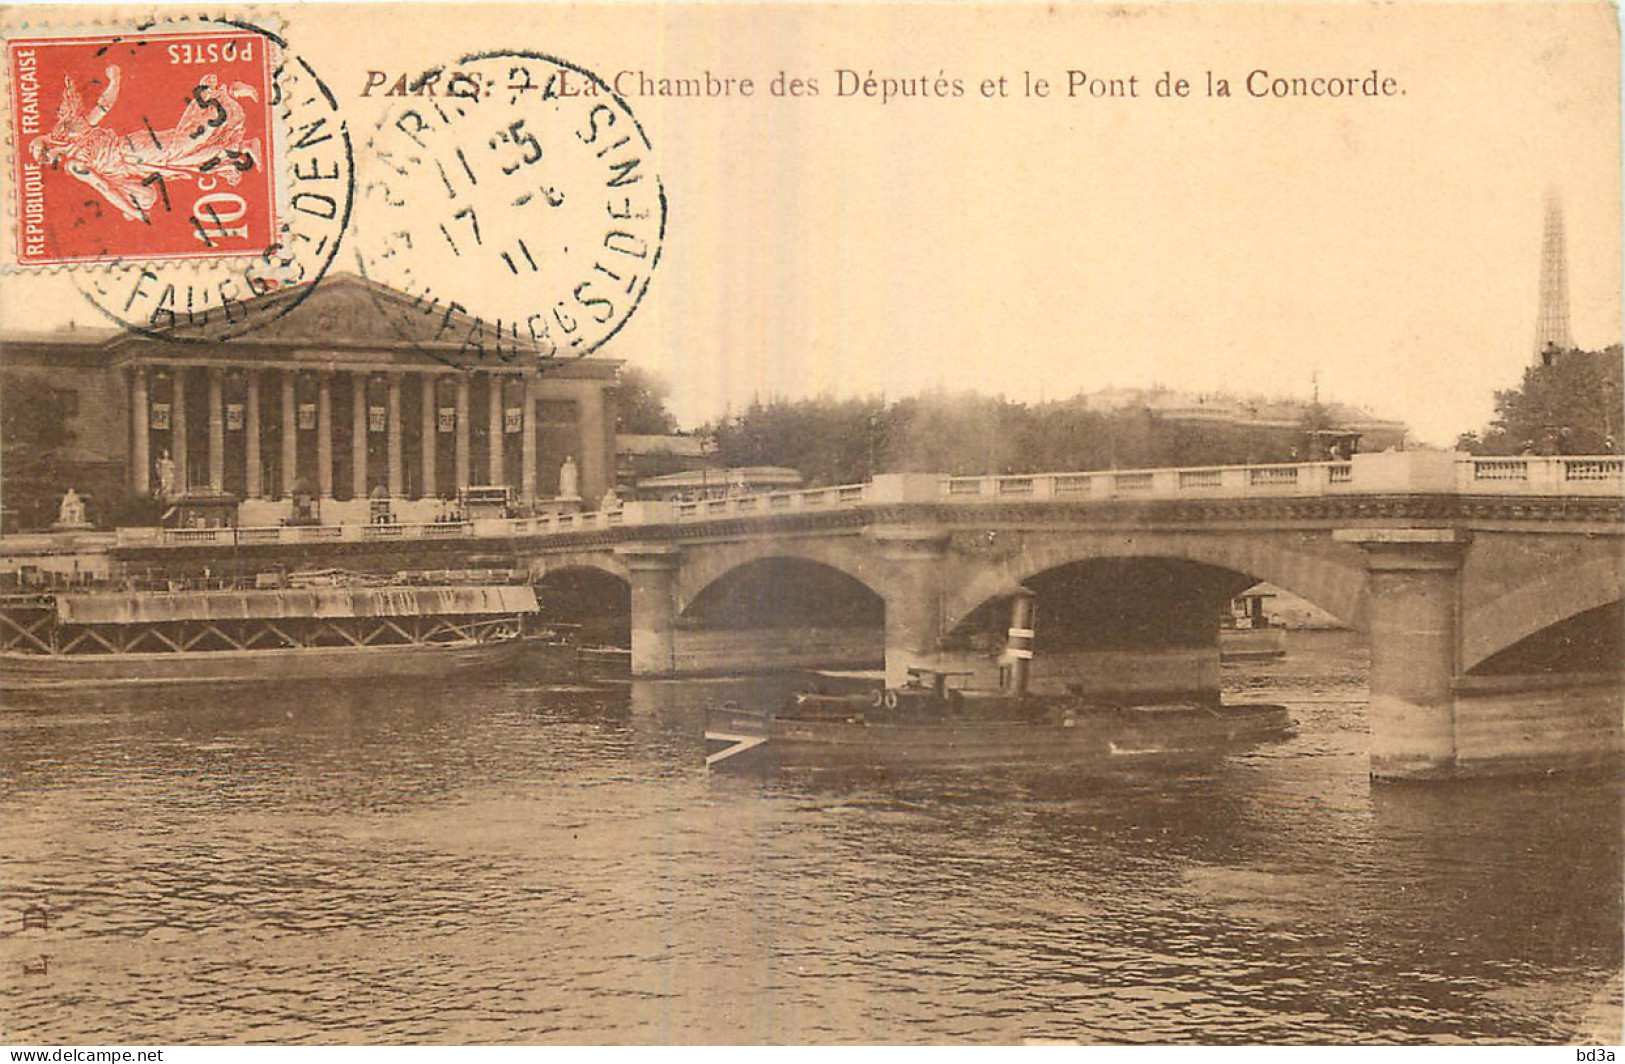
[{"left": 1007, "top": 589, "right": 1036, "bottom": 696}]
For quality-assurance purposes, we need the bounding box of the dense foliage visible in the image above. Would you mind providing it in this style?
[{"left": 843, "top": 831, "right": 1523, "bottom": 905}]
[
  {"left": 615, "top": 366, "right": 680, "bottom": 436},
  {"left": 696, "top": 391, "right": 1319, "bottom": 487},
  {"left": 1457, "top": 346, "right": 1623, "bottom": 455},
  {"left": 1, "top": 374, "right": 80, "bottom": 530}
]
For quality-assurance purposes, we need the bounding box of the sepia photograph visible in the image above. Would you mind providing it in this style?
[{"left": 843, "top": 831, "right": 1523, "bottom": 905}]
[{"left": 0, "top": 0, "right": 1620, "bottom": 1047}]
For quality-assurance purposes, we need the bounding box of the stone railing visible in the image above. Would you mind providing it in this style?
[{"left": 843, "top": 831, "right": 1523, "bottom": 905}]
[
  {"left": 113, "top": 522, "right": 476, "bottom": 549},
  {"left": 97, "top": 452, "right": 1622, "bottom": 551},
  {"left": 936, "top": 454, "right": 1625, "bottom": 502},
  {"left": 1458, "top": 455, "right": 1625, "bottom": 492},
  {"left": 938, "top": 461, "right": 1360, "bottom": 500}
]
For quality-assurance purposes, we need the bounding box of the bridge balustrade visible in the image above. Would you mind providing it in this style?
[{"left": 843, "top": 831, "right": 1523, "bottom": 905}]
[
  {"left": 1565, "top": 458, "right": 1625, "bottom": 481},
  {"left": 97, "top": 453, "right": 1623, "bottom": 550},
  {"left": 1459, "top": 455, "right": 1625, "bottom": 494}
]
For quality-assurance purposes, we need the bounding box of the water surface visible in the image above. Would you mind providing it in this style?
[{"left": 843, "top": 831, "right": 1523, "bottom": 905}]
[{"left": 2, "top": 632, "right": 1619, "bottom": 1044}]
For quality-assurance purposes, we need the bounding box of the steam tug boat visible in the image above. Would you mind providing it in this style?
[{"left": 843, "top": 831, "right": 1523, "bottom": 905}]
[{"left": 704, "top": 592, "right": 1295, "bottom": 770}]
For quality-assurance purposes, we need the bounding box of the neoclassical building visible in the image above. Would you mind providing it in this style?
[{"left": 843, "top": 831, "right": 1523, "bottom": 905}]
[{"left": 2, "top": 274, "right": 621, "bottom": 528}]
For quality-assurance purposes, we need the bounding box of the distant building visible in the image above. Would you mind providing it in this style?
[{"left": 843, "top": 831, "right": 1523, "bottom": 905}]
[
  {"left": 615, "top": 432, "right": 709, "bottom": 491},
  {"left": 1076, "top": 385, "right": 1408, "bottom": 452},
  {"left": 635, "top": 466, "right": 803, "bottom": 502},
  {"left": 0, "top": 274, "right": 621, "bottom": 530},
  {"left": 614, "top": 433, "right": 805, "bottom": 500}
]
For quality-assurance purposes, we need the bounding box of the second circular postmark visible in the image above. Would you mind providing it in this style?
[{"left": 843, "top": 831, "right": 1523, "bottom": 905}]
[{"left": 355, "top": 50, "right": 667, "bottom": 367}]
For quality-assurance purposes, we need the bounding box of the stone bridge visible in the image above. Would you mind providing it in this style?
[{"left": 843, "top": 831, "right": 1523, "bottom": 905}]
[{"left": 106, "top": 451, "right": 1624, "bottom": 779}]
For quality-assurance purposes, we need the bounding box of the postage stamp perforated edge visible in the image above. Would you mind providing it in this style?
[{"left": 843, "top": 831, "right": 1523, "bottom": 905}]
[{"left": 0, "top": 9, "right": 298, "bottom": 276}]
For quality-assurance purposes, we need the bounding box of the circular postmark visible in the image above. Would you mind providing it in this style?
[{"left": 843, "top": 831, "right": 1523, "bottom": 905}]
[
  {"left": 354, "top": 50, "right": 666, "bottom": 367},
  {"left": 21, "top": 18, "right": 356, "bottom": 340}
]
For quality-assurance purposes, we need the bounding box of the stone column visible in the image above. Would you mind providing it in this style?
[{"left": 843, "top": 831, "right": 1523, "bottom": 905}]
[
  {"left": 130, "top": 367, "right": 150, "bottom": 497},
  {"left": 171, "top": 367, "right": 189, "bottom": 494},
  {"left": 454, "top": 375, "right": 472, "bottom": 492},
  {"left": 387, "top": 373, "right": 403, "bottom": 498},
  {"left": 578, "top": 384, "right": 607, "bottom": 505},
  {"left": 245, "top": 370, "right": 261, "bottom": 498},
  {"left": 281, "top": 372, "right": 297, "bottom": 499},
  {"left": 487, "top": 375, "right": 506, "bottom": 486},
  {"left": 520, "top": 377, "right": 537, "bottom": 505},
  {"left": 620, "top": 546, "right": 680, "bottom": 676},
  {"left": 1335, "top": 528, "right": 1469, "bottom": 780},
  {"left": 351, "top": 372, "right": 368, "bottom": 499},
  {"left": 871, "top": 527, "right": 952, "bottom": 686},
  {"left": 317, "top": 371, "right": 333, "bottom": 499},
  {"left": 207, "top": 367, "right": 225, "bottom": 492},
  {"left": 421, "top": 375, "right": 438, "bottom": 499}
]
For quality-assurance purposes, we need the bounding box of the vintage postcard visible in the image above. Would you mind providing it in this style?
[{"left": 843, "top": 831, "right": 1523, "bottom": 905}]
[{"left": 0, "top": 0, "right": 1620, "bottom": 1048}]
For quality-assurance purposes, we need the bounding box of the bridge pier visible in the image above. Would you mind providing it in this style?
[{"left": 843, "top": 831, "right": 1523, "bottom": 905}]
[
  {"left": 620, "top": 545, "right": 680, "bottom": 677},
  {"left": 1340, "top": 529, "right": 1468, "bottom": 780},
  {"left": 872, "top": 527, "right": 952, "bottom": 687}
]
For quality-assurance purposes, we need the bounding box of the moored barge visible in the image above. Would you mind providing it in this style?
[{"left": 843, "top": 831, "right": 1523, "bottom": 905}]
[{"left": 0, "top": 584, "right": 542, "bottom": 689}]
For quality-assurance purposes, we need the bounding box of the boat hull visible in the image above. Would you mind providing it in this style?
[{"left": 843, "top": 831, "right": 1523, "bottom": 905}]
[
  {"left": 1219, "top": 627, "right": 1287, "bottom": 661},
  {"left": 1, "top": 636, "right": 531, "bottom": 691},
  {"left": 706, "top": 701, "right": 1296, "bottom": 769}
]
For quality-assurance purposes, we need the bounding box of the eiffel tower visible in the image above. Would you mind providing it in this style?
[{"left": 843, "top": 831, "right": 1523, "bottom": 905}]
[{"left": 1534, "top": 193, "right": 1573, "bottom": 366}]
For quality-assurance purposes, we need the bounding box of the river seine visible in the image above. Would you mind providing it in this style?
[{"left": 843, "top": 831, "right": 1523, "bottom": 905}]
[{"left": 2, "top": 632, "right": 1619, "bottom": 1044}]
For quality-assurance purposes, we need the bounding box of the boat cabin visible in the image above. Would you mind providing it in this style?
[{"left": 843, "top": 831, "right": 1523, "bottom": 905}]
[
  {"left": 905, "top": 667, "right": 978, "bottom": 699},
  {"left": 1225, "top": 589, "right": 1276, "bottom": 631}
]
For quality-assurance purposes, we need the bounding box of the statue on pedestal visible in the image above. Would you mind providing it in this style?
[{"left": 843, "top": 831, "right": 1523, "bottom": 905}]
[
  {"left": 154, "top": 450, "right": 177, "bottom": 500},
  {"left": 55, "top": 487, "right": 89, "bottom": 529},
  {"left": 559, "top": 454, "right": 579, "bottom": 499},
  {"left": 599, "top": 487, "right": 621, "bottom": 511}
]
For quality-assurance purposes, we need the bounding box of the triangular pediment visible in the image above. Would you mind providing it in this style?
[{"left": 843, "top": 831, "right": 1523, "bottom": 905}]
[{"left": 126, "top": 272, "right": 553, "bottom": 360}]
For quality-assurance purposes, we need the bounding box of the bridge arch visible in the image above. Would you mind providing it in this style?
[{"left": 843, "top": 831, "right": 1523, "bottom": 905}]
[
  {"left": 942, "top": 531, "right": 1368, "bottom": 636},
  {"left": 1463, "top": 554, "right": 1623, "bottom": 672},
  {"left": 676, "top": 537, "right": 891, "bottom": 615},
  {"left": 529, "top": 557, "right": 632, "bottom": 645},
  {"left": 527, "top": 553, "right": 630, "bottom": 586}
]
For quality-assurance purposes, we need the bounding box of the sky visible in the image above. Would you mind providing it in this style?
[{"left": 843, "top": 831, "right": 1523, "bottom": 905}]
[{"left": 3, "top": 1, "right": 1620, "bottom": 446}]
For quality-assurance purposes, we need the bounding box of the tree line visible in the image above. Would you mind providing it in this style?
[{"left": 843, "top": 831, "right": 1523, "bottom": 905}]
[
  {"left": 1456, "top": 346, "right": 1622, "bottom": 455},
  {"left": 619, "top": 382, "right": 1333, "bottom": 487}
]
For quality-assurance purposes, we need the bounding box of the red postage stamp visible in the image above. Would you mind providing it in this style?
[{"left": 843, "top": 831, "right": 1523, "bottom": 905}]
[{"left": 8, "top": 28, "right": 279, "bottom": 267}]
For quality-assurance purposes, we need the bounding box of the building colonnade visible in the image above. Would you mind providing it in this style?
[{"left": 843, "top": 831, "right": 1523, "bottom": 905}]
[{"left": 126, "top": 362, "right": 610, "bottom": 509}]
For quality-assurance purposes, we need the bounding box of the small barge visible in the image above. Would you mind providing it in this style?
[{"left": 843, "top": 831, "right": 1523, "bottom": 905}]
[{"left": 1219, "top": 588, "right": 1288, "bottom": 661}]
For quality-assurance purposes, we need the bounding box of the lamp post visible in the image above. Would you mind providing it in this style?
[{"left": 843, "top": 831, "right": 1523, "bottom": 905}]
[{"left": 698, "top": 431, "right": 712, "bottom": 501}]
